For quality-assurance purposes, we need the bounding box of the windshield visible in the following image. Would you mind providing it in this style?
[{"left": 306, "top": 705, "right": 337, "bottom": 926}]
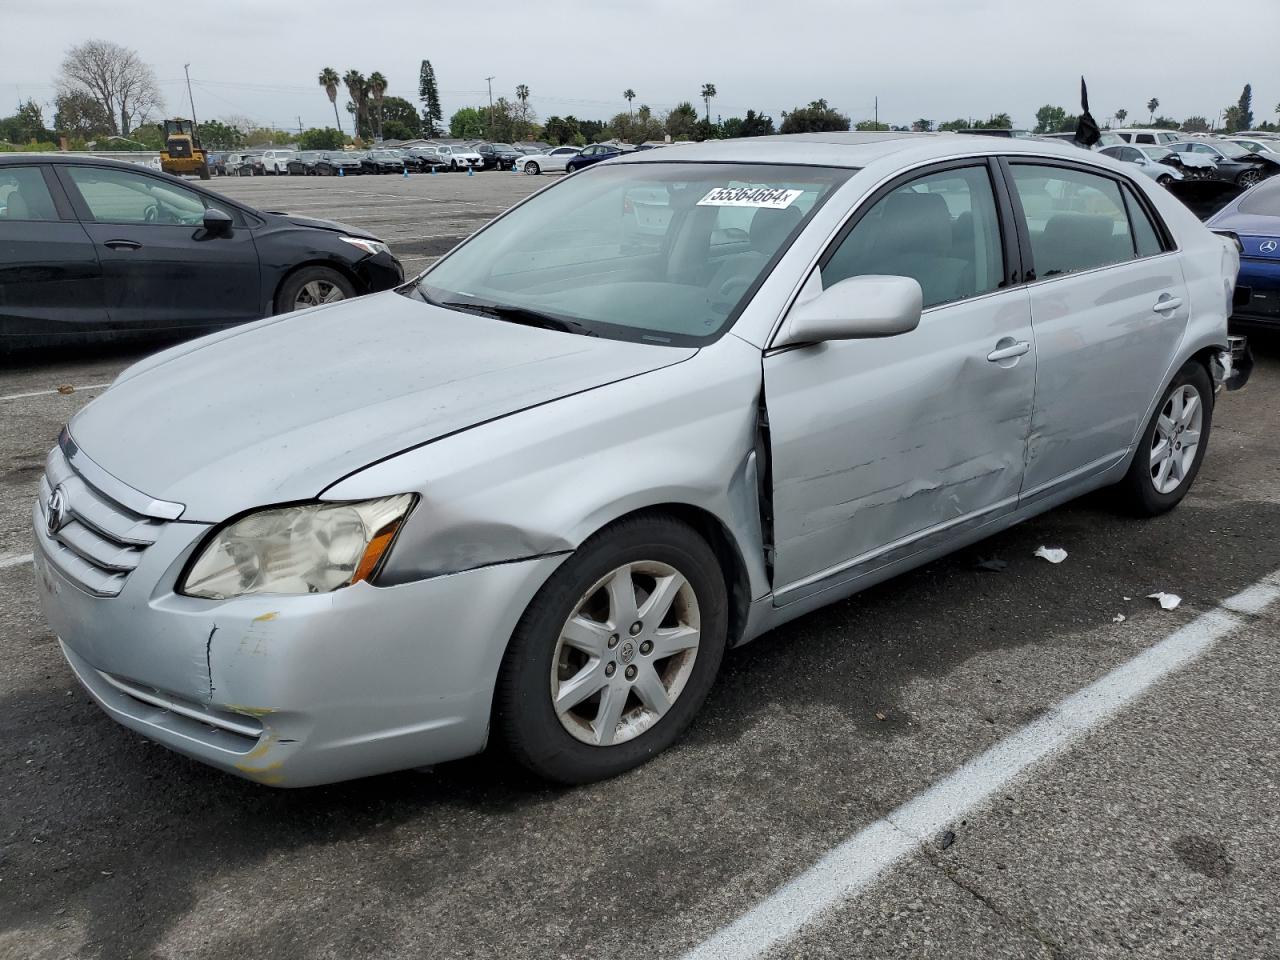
[
  {"left": 1139, "top": 146, "right": 1172, "bottom": 160},
  {"left": 416, "top": 162, "right": 852, "bottom": 345},
  {"left": 493, "top": 143, "right": 515, "bottom": 151},
  {"left": 1238, "top": 177, "right": 1280, "bottom": 217},
  {"left": 1215, "top": 141, "right": 1252, "bottom": 159},
  {"left": 372, "top": 151, "right": 398, "bottom": 159}
]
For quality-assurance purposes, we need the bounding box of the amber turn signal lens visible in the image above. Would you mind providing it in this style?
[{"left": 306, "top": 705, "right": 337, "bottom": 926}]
[{"left": 351, "top": 520, "right": 404, "bottom": 584}]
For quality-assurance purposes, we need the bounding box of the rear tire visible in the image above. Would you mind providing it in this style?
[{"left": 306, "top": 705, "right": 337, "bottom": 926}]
[
  {"left": 525, "top": 161, "right": 540, "bottom": 175},
  {"left": 1117, "top": 361, "right": 1213, "bottom": 516},
  {"left": 274, "top": 266, "right": 356, "bottom": 314},
  {"left": 494, "top": 514, "right": 728, "bottom": 784}
]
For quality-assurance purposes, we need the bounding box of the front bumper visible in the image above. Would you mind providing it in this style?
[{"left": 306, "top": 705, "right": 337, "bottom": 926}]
[
  {"left": 353, "top": 250, "right": 404, "bottom": 293},
  {"left": 33, "top": 504, "right": 565, "bottom": 787}
]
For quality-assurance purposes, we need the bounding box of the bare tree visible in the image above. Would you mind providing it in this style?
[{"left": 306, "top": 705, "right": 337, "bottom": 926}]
[{"left": 58, "top": 40, "right": 163, "bottom": 136}]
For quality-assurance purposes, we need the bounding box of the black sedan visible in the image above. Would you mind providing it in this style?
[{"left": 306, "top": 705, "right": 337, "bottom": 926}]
[
  {"left": 471, "top": 141, "right": 523, "bottom": 170},
  {"left": 285, "top": 151, "right": 323, "bottom": 175},
  {"left": 1168, "top": 140, "right": 1280, "bottom": 189},
  {"left": 564, "top": 143, "right": 625, "bottom": 172},
  {"left": 0, "top": 156, "right": 403, "bottom": 351},
  {"left": 314, "top": 152, "right": 363, "bottom": 176},
  {"left": 360, "top": 150, "right": 407, "bottom": 175}
]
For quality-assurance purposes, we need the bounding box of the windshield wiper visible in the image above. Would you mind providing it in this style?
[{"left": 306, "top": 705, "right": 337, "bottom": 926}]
[{"left": 436, "top": 299, "right": 597, "bottom": 337}]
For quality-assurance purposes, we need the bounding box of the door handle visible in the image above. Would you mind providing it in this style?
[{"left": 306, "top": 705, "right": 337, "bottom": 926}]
[
  {"left": 104, "top": 239, "right": 142, "bottom": 250},
  {"left": 1153, "top": 295, "right": 1183, "bottom": 313},
  {"left": 987, "top": 339, "right": 1031, "bottom": 362}
]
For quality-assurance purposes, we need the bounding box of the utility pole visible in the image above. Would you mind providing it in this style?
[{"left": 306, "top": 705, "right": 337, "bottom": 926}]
[
  {"left": 183, "top": 63, "right": 198, "bottom": 132},
  {"left": 485, "top": 76, "right": 495, "bottom": 133},
  {"left": 874, "top": 96, "right": 878, "bottom": 127},
  {"left": 297, "top": 115, "right": 303, "bottom": 137}
]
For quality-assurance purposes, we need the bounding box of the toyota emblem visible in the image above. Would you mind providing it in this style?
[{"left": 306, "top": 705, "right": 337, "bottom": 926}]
[
  {"left": 46, "top": 485, "right": 68, "bottom": 536},
  {"left": 1260, "top": 240, "right": 1278, "bottom": 254}
]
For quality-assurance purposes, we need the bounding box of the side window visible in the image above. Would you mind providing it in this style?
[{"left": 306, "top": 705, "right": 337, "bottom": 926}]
[
  {"left": 1136, "top": 134, "right": 1154, "bottom": 144},
  {"left": 1009, "top": 164, "right": 1138, "bottom": 276},
  {"left": 0, "top": 166, "right": 59, "bottom": 221},
  {"left": 821, "top": 165, "right": 1004, "bottom": 309},
  {"left": 1124, "top": 187, "right": 1165, "bottom": 258},
  {"left": 65, "top": 166, "right": 208, "bottom": 225}
]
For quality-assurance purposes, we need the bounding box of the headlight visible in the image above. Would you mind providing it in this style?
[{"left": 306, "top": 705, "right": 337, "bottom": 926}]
[
  {"left": 180, "top": 494, "right": 415, "bottom": 599},
  {"left": 340, "top": 236, "right": 391, "bottom": 257}
]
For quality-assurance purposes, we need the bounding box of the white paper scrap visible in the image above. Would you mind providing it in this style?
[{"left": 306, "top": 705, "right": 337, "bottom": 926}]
[
  {"left": 1034, "top": 546, "right": 1068, "bottom": 564},
  {"left": 1147, "top": 592, "right": 1182, "bottom": 610},
  {"left": 1113, "top": 614, "right": 1126, "bottom": 623}
]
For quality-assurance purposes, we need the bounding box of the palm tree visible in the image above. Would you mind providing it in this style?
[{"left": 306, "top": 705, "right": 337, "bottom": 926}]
[
  {"left": 343, "top": 69, "right": 368, "bottom": 140},
  {"left": 624, "top": 88, "right": 636, "bottom": 118},
  {"left": 368, "top": 71, "right": 388, "bottom": 141},
  {"left": 514, "top": 84, "right": 531, "bottom": 139},
  {"left": 1147, "top": 98, "right": 1159, "bottom": 124},
  {"left": 700, "top": 83, "right": 717, "bottom": 124},
  {"left": 319, "top": 67, "right": 343, "bottom": 134},
  {"left": 1115, "top": 107, "right": 1127, "bottom": 128}
]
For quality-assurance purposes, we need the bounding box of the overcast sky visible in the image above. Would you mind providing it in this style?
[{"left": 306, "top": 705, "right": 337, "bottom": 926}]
[{"left": 4, "top": 0, "right": 1277, "bottom": 133}]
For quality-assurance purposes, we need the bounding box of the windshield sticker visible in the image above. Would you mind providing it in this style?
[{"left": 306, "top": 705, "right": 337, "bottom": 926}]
[{"left": 696, "top": 186, "right": 804, "bottom": 209}]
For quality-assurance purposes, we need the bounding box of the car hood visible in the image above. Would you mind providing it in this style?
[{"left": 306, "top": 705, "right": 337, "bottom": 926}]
[
  {"left": 279, "top": 214, "right": 371, "bottom": 236},
  {"left": 1173, "top": 153, "right": 1217, "bottom": 169},
  {"left": 70, "top": 292, "right": 695, "bottom": 522}
]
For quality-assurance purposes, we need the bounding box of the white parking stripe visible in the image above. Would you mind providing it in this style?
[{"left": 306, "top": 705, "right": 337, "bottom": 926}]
[
  {"left": 0, "top": 383, "right": 112, "bottom": 402},
  {"left": 680, "top": 573, "right": 1280, "bottom": 960},
  {"left": 0, "top": 552, "right": 33, "bottom": 569}
]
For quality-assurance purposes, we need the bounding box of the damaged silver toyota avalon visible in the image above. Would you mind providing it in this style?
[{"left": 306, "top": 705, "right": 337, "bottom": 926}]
[{"left": 34, "top": 133, "right": 1248, "bottom": 786}]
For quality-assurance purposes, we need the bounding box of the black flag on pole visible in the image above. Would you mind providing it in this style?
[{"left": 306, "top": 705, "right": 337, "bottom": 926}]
[{"left": 1074, "top": 76, "right": 1101, "bottom": 147}]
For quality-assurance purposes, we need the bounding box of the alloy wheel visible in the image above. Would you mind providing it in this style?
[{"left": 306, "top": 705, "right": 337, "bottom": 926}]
[
  {"left": 295, "top": 280, "right": 348, "bottom": 309},
  {"left": 1150, "top": 384, "right": 1203, "bottom": 494},
  {"left": 550, "top": 561, "right": 701, "bottom": 747},
  {"left": 1239, "top": 170, "right": 1263, "bottom": 188}
]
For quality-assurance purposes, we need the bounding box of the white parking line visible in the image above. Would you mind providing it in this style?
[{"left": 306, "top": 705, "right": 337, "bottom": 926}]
[
  {"left": 0, "top": 552, "right": 33, "bottom": 569},
  {"left": 0, "top": 383, "right": 112, "bottom": 403},
  {"left": 681, "top": 572, "right": 1280, "bottom": 960}
]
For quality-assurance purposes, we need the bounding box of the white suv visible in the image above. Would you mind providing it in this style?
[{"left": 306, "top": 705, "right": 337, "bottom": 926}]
[
  {"left": 260, "top": 149, "right": 296, "bottom": 175},
  {"left": 1113, "top": 129, "right": 1180, "bottom": 145}
]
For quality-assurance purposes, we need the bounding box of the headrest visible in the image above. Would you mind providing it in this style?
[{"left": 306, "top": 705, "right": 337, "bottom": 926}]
[
  {"left": 749, "top": 205, "right": 803, "bottom": 253},
  {"left": 879, "top": 191, "right": 953, "bottom": 258}
]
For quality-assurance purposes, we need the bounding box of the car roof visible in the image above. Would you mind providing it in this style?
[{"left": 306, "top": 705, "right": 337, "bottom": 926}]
[{"left": 611, "top": 131, "right": 1114, "bottom": 170}]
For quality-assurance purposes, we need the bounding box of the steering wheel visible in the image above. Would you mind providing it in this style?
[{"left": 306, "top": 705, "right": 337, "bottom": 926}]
[{"left": 143, "top": 203, "right": 158, "bottom": 223}]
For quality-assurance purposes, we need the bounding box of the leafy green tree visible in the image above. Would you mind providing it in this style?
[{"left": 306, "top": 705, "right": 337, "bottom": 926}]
[
  {"left": 937, "top": 118, "right": 969, "bottom": 132},
  {"left": 1238, "top": 84, "right": 1254, "bottom": 131},
  {"left": 379, "top": 96, "right": 422, "bottom": 138},
  {"left": 664, "top": 101, "right": 700, "bottom": 139},
  {"left": 1151, "top": 115, "right": 1180, "bottom": 130},
  {"left": 974, "top": 113, "right": 1013, "bottom": 129},
  {"left": 578, "top": 119, "right": 608, "bottom": 142},
  {"left": 449, "top": 106, "right": 488, "bottom": 139},
  {"left": 913, "top": 118, "right": 933, "bottom": 132},
  {"left": 0, "top": 99, "right": 56, "bottom": 143},
  {"left": 318, "top": 67, "right": 343, "bottom": 134},
  {"left": 298, "top": 127, "right": 345, "bottom": 150},
  {"left": 418, "top": 60, "right": 443, "bottom": 136},
  {"left": 855, "top": 119, "right": 889, "bottom": 131},
  {"left": 623, "top": 88, "right": 636, "bottom": 117},
  {"left": 700, "top": 83, "right": 717, "bottom": 124},
  {"left": 780, "top": 99, "right": 850, "bottom": 134},
  {"left": 694, "top": 119, "right": 721, "bottom": 141},
  {"left": 197, "top": 119, "right": 245, "bottom": 149},
  {"left": 1146, "top": 98, "right": 1159, "bottom": 123},
  {"left": 543, "top": 115, "right": 580, "bottom": 145},
  {"left": 1034, "top": 104, "right": 1067, "bottom": 134},
  {"left": 54, "top": 90, "right": 113, "bottom": 141},
  {"left": 1181, "top": 115, "right": 1210, "bottom": 134}
]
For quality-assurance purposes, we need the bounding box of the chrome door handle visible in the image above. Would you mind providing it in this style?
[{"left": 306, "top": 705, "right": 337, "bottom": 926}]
[
  {"left": 1153, "top": 296, "right": 1183, "bottom": 313},
  {"left": 987, "top": 340, "right": 1031, "bottom": 362}
]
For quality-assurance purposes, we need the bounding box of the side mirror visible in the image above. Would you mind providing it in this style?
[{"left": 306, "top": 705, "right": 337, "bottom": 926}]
[
  {"left": 774, "top": 275, "right": 923, "bottom": 347},
  {"left": 202, "top": 207, "right": 234, "bottom": 238}
]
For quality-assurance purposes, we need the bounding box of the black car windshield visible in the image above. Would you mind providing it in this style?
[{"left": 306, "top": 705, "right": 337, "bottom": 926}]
[
  {"left": 1214, "top": 141, "right": 1252, "bottom": 159},
  {"left": 416, "top": 162, "right": 853, "bottom": 345},
  {"left": 371, "top": 151, "right": 398, "bottom": 159},
  {"left": 493, "top": 143, "right": 515, "bottom": 151},
  {"left": 1238, "top": 177, "right": 1280, "bottom": 217}
]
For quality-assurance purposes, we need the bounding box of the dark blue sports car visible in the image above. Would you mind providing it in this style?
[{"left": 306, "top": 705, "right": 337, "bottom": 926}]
[{"left": 1209, "top": 177, "right": 1280, "bottom": 328}]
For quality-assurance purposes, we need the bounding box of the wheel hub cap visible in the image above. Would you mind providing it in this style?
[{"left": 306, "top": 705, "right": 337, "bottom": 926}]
[{"left": 1149, "top": 384, "right": 1203, "bottom": 495}]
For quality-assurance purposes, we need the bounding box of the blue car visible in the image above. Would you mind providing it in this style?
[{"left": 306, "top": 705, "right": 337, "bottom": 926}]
[
  {"left": 564, "top": 143, "right": 624, "bottom": 173},
  {"left": 1209, "top": 177, "right": 1280, "bottom": 328}
]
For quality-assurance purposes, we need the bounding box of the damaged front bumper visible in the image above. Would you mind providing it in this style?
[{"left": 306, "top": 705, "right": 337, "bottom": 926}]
[
  {"left": 33, "top": 504, "right": 565, "bottom": 787},
  {"left": 1211, "top": 335, "right": 1253, "bottom": 393}
]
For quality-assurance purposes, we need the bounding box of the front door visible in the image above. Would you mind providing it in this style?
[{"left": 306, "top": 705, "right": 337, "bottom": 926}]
[
  {"left": 57, "top": 164, "right": 263, "bottom": 332},
  {"left": 1002, "top": 161, "right": 1189, "bottom": 503},
  {"left": 765, "top": 162, "right": 1036, "bottom": 604}
]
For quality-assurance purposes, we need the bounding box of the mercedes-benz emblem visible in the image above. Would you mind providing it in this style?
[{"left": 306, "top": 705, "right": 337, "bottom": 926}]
[
  {"left": 1260, "top": 240, "right": 1278, "bottom": 254},
  {"left": 46, "top": 485, "right": 68, "bottom": 536}
]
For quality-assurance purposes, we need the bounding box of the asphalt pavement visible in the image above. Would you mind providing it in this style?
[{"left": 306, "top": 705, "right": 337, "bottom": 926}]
[{"left": 1, "top": 175, "right": 1278, "bottom": 959}]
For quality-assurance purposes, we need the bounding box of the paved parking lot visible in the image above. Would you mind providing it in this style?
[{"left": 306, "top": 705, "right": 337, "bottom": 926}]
[{"left": 2, "top": 177, "right": 1279, "bottom": 959}]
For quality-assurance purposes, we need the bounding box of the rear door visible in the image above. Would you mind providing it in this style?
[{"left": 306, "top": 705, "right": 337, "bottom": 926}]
[
  {"left": 1002, "top": 159, "right": 1186, "bottom": 506},
  {"left": 0, "top": 164, "right": 109, "bottom": 343},
  {"left": 56, "top": 164, "right": 263, "bottom": 331},
  {"left": 764, "top": 160, "right": 1036, "bottom": 604}
]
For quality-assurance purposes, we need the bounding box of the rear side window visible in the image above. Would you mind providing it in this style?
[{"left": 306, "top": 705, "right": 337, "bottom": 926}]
[
  {"left": 1124, "top": 186, "right": 1166, "bottom": 258},
  {"left": 1009, "top": 164, "right": 1142, "bottom": 277},
  {"left": 822, "top": 165, "right": 1004, "bottom": 308},
  {"left": 0, "top": 166, "right": 59, "bottom": 221}
]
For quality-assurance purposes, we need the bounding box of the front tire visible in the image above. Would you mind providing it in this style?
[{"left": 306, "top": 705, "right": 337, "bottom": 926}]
[
  {"left": 1118, "top": 361, "right": 1213, "bottom": 516},
  {"left": 494, "top": 514, "right": 728, "bottom": 784},
  {"left": 1238, "top": 169, "right": 1264, "bottom": 189},
  {"left": 525, "top": 161, "right": 540, "bottom": 175},
  {"left": 274, "top": 266, "right": 356, "bottom": 313}
]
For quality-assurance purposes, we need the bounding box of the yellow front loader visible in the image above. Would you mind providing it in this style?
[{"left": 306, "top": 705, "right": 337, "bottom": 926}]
[{"left": 158, "top": 119, "right": 211, "bottom": 180}]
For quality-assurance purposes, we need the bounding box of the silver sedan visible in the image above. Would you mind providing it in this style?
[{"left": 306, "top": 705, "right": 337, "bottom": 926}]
[
  {"left": 514, "top": 145, "right": 582, "bottom": 175},
  {"left": 34, "top": 134, "right": 1246, "bottom": 787}
]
